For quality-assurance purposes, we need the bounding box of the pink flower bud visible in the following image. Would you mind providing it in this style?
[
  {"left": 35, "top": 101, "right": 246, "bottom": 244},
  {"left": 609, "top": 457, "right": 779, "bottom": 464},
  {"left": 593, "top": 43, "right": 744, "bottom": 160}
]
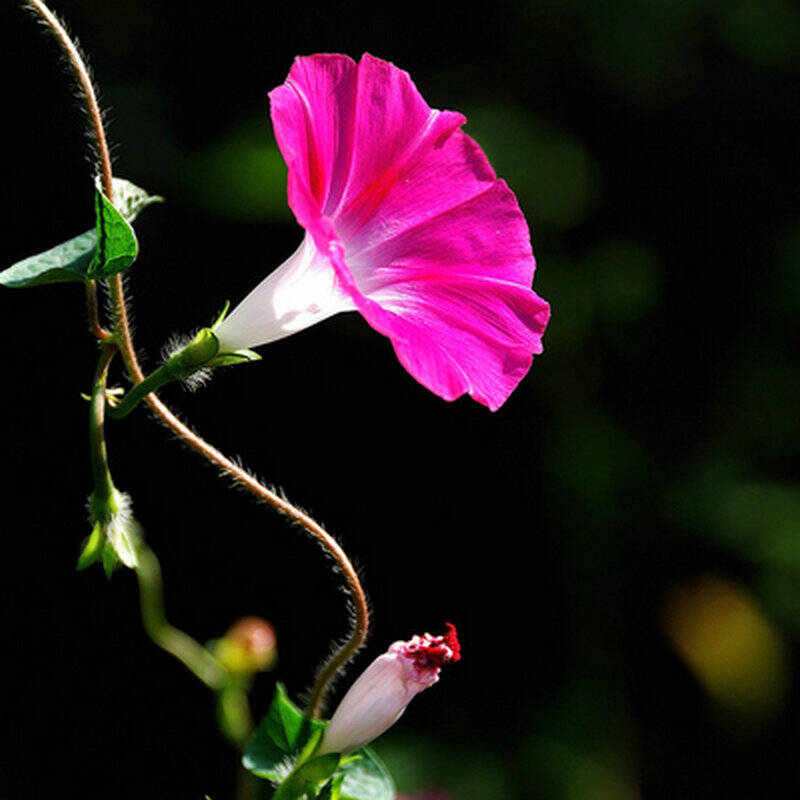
[
  {"left": 318, "top": 624, "right": 460, "bottom": 755},
  {"left": 216, "top": 616, "right": 278, "bottom": 674}
]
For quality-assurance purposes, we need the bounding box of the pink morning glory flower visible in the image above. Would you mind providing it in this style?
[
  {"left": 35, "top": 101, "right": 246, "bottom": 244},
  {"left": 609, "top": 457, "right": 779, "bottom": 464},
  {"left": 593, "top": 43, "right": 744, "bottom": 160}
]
[
  {"left": 214, "top": 54, "right": 550, "bottom": 410},
  {"left": 317, "top": 624, "right": 461, "bottom": 755}
]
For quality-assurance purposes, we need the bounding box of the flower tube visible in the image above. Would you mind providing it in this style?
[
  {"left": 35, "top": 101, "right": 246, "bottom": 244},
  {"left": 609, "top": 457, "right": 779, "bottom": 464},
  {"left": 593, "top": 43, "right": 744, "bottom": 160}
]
[
  {"left": 215, "top": 54, "right": 550, "bottom": 410},
  {"left": 317, "top": 624, "right": 461, "bottom": 755}
]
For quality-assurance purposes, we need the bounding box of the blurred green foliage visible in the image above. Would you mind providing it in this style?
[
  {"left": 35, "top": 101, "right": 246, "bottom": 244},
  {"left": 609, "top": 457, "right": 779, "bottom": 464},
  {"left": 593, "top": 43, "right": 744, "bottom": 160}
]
[{"left": 184, "top": 119, "right": 291, "bottom": 222}]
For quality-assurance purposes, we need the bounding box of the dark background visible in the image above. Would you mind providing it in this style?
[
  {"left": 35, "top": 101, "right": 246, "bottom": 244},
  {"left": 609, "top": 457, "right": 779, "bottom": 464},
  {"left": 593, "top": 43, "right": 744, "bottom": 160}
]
[{"left": 1, "top": 1, "right": 799, "bottom": 798}]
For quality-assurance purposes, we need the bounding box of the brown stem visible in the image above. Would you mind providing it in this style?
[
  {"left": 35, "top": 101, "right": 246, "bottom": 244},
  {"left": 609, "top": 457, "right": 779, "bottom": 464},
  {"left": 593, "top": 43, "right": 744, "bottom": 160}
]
[
  {"left": 86, "top": 280, "right": 111, "bottom": 341},
  {"left": 25, "top": 0, "right": 114, "bottom": 199},
  {"left": 25, "top": 1, "right": 116, "bottom": 344},
  {"left": 142, "top": 388, "right": 370, "bottom": 717},
  {"left": 105, "top": 206, "right": 367, "bottom": 717},
  {"left": 26, "top": 0, "right": 369, "bottom": 717}
]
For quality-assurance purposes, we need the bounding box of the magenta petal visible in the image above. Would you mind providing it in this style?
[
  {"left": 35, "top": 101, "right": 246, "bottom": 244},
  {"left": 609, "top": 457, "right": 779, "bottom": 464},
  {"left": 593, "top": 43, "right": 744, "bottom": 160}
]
[
  {"left": 350, "top": 179, "right": 538, "bottom": 293},
  {"left": 327, "top": 242, "right": 550, "bottom": 410},
  {"left": 262, "top": 53, "right": 550, "bottom": 409},
  {"left": 269, "top": 54, "right": 357, "bottom": 227}
]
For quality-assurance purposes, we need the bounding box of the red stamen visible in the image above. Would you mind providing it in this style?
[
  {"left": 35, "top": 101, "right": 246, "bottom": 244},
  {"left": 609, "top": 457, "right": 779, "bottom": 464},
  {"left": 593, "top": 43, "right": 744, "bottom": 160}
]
[
  {"left": 443, "top": 622, "right": 461, "bottom": 663},
  {"left": 404, "top": 624, "right": 461, "bottom": 669}
]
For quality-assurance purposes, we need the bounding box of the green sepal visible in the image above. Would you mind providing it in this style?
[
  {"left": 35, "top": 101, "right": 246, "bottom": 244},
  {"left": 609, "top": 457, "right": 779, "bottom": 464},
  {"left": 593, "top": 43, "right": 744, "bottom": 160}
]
[
  {"left": 206, "top": 302, "right": 261, "bottom": 368},
  {"left": 208, "top": 348, "right": 261, "bottom": 369},
  {"left": 244, "top": 685, "right": 395, "bottom": 800},
  {"left": 101, "top": 542, "right": 118, "bottom": 580},
  {"left": 166, "top": 328, "right": 221, "bottom": 376},
  {"left": 0, "top": 177, "right": 161, "bottom": 288},
  {"left": 163, "top": 328, "right": 260, "bottom": 378},
  {"left": 210, "top": 301, "right": 231, "bottom": 329},
  {"left": 76, "top": 522, "right": 105, "bottom": 570}
]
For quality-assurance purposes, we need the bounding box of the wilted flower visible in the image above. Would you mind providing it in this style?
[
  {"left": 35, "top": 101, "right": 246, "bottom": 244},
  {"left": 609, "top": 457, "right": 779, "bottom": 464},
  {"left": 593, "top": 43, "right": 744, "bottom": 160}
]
[
  {"left": 317, "top": 624, "right": 461, "bottom": 755},
  {"left": 215, "top": 54, "right": 549, "bottom": 410}
]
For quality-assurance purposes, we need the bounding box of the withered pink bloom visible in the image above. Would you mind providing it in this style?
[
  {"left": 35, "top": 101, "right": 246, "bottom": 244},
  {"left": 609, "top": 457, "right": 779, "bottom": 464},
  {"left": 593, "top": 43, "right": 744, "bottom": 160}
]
[
  {"left": 215, "top": 54, "right": 549, "bottom": 410},
  {"left": 318, "top": 624, "right": 461, "bottom": 755}
]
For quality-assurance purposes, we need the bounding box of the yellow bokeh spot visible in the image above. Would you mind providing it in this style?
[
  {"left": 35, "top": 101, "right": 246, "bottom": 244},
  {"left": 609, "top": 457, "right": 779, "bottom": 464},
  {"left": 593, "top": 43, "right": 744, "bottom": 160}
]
[{"left": 662, "top": 574, "right": 788, "bottom": 715}]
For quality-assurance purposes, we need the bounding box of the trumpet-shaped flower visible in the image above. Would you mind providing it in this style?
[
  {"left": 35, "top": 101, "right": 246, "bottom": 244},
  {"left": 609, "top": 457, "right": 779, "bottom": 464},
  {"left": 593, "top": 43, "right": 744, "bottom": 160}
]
[
  {"left": 318, "top": 624, "right": 461, "bottom": 755},
  {"left": 215, "top": 54, "right": 550, "bottom": 410}
]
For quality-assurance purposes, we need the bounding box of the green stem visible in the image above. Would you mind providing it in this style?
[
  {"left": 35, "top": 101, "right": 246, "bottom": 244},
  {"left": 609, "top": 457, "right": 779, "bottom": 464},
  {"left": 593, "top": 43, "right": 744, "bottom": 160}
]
[
  {"left": 89, "top": 345, "right": 118, "bottom": 505},
  {"left": 108, "top": 362, "right": 176, "bottom": 419},
  {"left": 135, "top": 544, "right": 227, "bottom": 690},
  {"left": 217, "top": 679, "right": 255, "bottom": 746},
  {"left": 26, "top": 0, "right": 370, "bottom": 720}
]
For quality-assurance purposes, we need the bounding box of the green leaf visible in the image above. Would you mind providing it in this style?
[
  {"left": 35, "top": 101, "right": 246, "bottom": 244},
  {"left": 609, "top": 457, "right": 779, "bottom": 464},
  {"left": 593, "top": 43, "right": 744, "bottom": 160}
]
[
  {"left": 0, "top": 177, "right": 161, "bottom": 288},
  {"left": 86, "top": 188, "right": 139, "bottom": 279},
  {"left": 265, "top": 683, "right": 309, "bottom": 752},
  {"left": 244, "top": 687, "right": 395, "bottom": 800},
  {"left": 108, "top": 177, "right": 164, "bottom": 222},
  {"left": 244, "top": 684, "right": 325, "bottom": 780},
  {"left": 0, "top": 230, "right": 97, "bottom": 287},
  {"left": 338, "top": 748, "right": 395, "bottom": 800}
]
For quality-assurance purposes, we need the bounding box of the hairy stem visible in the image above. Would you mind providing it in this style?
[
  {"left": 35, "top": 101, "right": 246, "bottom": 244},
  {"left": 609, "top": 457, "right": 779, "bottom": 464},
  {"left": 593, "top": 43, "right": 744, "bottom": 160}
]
[
  {"left": 24, "top": 2, "right": 115, "bottom": 345},
  {"left": 25, "top": 0, "right": 114, "bottom": 198},
  {"left": 86, "top": 281, "right": 111, "bottom": 342},
  {"left": 136, "top": 544, "right": 227, "bottom": 689},
  {"left": 140, "top": 390, "right": 370, "bottom": 717},
  {"left": 26, "top": 0, "right": 369, "bottom": 717}
]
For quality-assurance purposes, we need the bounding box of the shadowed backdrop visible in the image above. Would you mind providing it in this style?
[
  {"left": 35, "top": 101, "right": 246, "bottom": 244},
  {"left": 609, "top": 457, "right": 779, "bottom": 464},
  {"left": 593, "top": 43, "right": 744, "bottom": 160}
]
[{"left": 1, "top": 1, "right": 799, "bottom": 798}]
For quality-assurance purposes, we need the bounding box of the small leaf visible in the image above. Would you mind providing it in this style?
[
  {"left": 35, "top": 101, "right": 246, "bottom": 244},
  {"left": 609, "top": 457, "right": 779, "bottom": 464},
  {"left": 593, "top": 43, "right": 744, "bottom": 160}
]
[
  {"left": 86, "top": 189, "right": 139, "bottom": 279},
  {"left": 244, "top": 684, "right": 325, "bottom": 780},
  {"left": 0, "top": 230, "right": 97, "bottom": 287},
  {"left": 265, "top": 683, "right": 306, "bottom": 752},
  {"left": 1, "top": 177, "right": 161, "bottom": 289},
  {"left": 108, "top": 177, "right": 164, "bottom": 222},
  {"left": 338, "top": 748, "right": 394, "bottom": 800}
]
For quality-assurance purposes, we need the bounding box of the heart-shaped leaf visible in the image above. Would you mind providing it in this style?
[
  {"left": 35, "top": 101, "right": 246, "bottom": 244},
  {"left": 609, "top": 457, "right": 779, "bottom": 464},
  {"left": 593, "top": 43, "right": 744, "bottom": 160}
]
[{"left": 0, "top": 177, "right": 161, "bottom": 288}]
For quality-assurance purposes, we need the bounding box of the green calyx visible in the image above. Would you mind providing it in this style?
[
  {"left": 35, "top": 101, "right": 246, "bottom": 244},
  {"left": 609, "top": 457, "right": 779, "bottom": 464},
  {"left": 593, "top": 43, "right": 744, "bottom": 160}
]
[
  {"left": 79, "top": 488, "right": 141, "bottom": 576},
  {"left": 164, "top": 328, "right": 222, "bottom": 377},
  {"left": 109, "top": 307, "right": 260, "bottom": 419},
  {"left": 244, "top": 684, "right": 395, "bottom": 800}
]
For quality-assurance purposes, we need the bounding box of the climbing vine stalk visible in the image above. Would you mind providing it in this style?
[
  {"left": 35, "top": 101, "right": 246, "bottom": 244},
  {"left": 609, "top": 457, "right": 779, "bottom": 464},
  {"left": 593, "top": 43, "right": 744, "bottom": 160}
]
[{"left": 27, "top": 0, "right": 370, "bottom": 721}]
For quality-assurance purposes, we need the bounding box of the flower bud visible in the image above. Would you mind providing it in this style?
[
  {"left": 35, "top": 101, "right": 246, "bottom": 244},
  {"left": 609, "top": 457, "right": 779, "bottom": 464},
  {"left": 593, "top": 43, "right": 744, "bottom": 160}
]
[
  {"left": 318, "top": 624, "right": 460, "bottom": 755},
  {"left": 215, "top": 616, "right": 277, "bottom": 675}
]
